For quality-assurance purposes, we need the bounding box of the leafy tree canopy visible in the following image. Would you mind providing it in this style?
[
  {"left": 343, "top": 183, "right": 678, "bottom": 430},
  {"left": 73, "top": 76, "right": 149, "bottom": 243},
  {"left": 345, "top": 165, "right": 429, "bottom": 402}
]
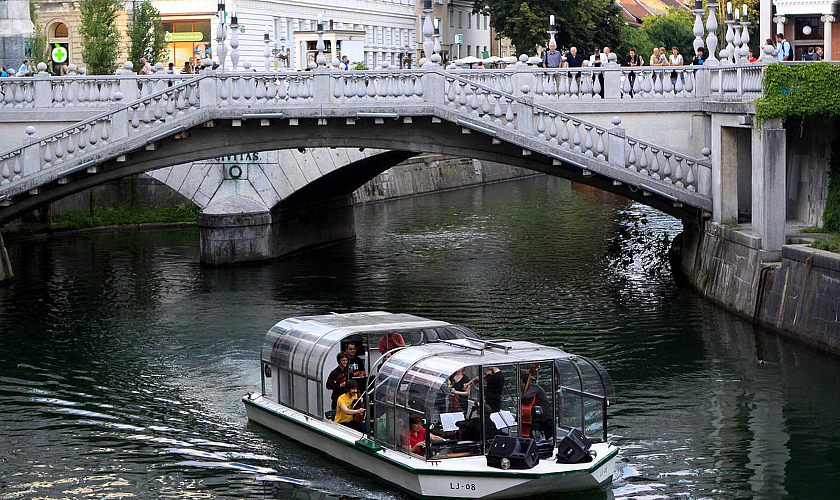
[
  {"left": 473, "top": 0, "right": 623, "bottom": 57},
  {"left": 128, "top": 0, "right": 167, "bottom": 70},
  {"left": 79, "top": 0, "right": 122, "bottom": 75}
]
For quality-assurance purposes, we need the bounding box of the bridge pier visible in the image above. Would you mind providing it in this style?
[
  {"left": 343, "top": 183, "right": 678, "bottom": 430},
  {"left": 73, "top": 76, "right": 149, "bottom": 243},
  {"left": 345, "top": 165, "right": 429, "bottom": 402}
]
[
  {"left": 198, "top": 194, "right": 355, "bottom": 266},
  {"left": 0, "top": 233, "right": 12, "bottom": 283}
]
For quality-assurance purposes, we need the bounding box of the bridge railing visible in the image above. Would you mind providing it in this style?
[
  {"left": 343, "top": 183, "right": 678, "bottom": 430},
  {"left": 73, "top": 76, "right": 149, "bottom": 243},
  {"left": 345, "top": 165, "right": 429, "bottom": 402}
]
[
  {"left": 0, "top": 75, "right": 205, "bottom": 194},
  {"left": 0, "top": 73, "right": 189, "bottom": 110},
  {"left": 442, "top": 73, "right": 712, "bottom": 197}
]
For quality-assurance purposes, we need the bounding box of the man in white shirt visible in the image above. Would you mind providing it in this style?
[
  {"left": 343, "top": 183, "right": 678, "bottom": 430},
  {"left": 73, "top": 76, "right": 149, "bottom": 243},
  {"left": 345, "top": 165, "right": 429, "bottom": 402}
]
[{"left": 139, "top": 58, "right": 153, "bottom": 75}]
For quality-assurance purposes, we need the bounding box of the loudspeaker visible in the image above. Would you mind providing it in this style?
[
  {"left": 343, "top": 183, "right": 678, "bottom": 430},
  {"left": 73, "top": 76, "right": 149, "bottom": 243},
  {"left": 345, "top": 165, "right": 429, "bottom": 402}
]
[
  {"left": 486, "top": 436, "right": 539, "bottom": 470},
  {"left": 555, "top": 429, "right": 591, "bottom": 464}
]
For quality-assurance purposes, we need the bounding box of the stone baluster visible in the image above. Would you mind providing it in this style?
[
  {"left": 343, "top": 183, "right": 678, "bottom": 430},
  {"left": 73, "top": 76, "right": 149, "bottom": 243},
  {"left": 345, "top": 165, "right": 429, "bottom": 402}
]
[
  {"left": 639, "top": 144, "right": 649, "bottom": 175},
  {"left": 421, "top": 0, "right": 434, "bottom": 68},
  {"left": 627, "top": 140, "right": 637, "bottom": 171},
  {"left": 217, "top": 0, "right": 228, "bottom": 72},
  {"left": 230, "top": 8, "right": 240, "bottom": 71},
  {"left": 608, "top": 117, "right": 625, "bottom": 169},
  {"left": 560, "top": 117, "right": 570, "bottom": 148}
]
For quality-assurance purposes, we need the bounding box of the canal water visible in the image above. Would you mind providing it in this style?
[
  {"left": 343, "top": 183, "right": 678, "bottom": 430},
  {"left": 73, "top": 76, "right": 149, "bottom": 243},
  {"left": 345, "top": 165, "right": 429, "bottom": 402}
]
[{"left": 1, "top": 176, "right": 838, "bottom": 500}]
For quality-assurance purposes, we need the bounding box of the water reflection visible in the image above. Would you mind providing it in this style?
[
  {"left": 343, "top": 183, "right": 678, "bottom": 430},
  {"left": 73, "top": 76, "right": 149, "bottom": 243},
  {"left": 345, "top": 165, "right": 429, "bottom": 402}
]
[{"left": 0, "top": 176, "right": 838, "bottom": 500}]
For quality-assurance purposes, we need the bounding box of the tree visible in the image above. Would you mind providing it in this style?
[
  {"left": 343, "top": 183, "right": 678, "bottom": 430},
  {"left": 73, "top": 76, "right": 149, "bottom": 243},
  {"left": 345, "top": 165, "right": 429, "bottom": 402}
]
[
  {"left": 128, "top": 0, "right": 166, "bottom": 70},
  {"left": 29, "top": 2, "right": 51, "bottom": 66},
  {"left": 640, "top": 7, "right": 695, "bottom": 60},
  {"left": 614, "top": 25, "right": 656, "bottom": 64},
  {"left": 473, "top": 0, "right": 623, "bottom": 57},
  {"left": 79, "top": 0, "right": 122, "bottom": 75}
]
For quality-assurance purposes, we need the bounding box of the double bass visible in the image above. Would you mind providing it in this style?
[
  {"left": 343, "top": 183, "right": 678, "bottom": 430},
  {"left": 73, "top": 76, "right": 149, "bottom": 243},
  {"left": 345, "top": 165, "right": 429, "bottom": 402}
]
[{"left": 519, "top": 364, "right": 539, "bottom": 439}]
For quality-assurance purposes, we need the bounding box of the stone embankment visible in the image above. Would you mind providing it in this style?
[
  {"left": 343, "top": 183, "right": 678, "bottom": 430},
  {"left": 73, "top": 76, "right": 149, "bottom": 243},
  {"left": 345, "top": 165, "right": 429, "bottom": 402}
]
[{"left": 676, "top": 221, "right": 840, "bottom": 354}]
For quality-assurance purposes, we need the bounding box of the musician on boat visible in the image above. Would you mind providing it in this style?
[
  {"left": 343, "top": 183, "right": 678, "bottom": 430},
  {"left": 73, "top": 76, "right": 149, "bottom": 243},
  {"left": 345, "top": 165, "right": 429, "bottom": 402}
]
[
  {"left": 326, "top": 352, "right": 349, "bottom": 411},
  {"left": 519, "top": 369, "right": 554, "bottom": 440},
  {"left": 446, "top": 368, "right": 472, "bottom": 412},
  {"left": 401, "top": 414, "right": 444, "bottom": 455},
  {"left": 334, "top": 380, "right": 366, "bottom": 432},
  {"left": 344, "top": 342, "right": 366, "bottom": 382},
  {"left": 469, "top": 366, "right": 504, "bottom": 413}
]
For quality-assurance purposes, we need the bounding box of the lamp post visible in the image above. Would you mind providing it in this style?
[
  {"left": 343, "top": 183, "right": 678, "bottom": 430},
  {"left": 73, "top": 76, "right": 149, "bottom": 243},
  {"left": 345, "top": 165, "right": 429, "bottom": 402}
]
[
  {"left": 316, "top": 14, "right": 326, "bottom": 68},
  {"left": 739, "top": 4, "right": 751, "bottom": 63},
  {"left": 216, "top": 0, "right": 227, "bottom": 72},
  {"left": 421, "top": 0, "right": 434, "bottom": 67},
  {"left": 547, "top": 14, "right": 557, "bottom": 48},
  {"left": 432, "top": 18, "right": 442, "bottom": 65},
  {"left": 230, "top": 8, "right": 240, "bottom": 71},
  {"left": 692, "top": 0, "right": 705, "bottom": 58},
  {"left": 263, "top": 26, "right": 272, "bottom": 71},
  {"left": 724, "top": 2, "right": 736, "bottom": 64},
  {"left": 732, "top": 7, "right": 744, "bottom": 63},
  {"left": 706, "top": 0, "right": 720, "bottom": 65}
]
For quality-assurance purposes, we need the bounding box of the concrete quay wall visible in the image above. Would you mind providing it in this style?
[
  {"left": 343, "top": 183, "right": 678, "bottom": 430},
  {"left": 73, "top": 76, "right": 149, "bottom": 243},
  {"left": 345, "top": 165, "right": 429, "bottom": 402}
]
[{"left": 678, "top": 221, "right": 840, "bottom": 355}]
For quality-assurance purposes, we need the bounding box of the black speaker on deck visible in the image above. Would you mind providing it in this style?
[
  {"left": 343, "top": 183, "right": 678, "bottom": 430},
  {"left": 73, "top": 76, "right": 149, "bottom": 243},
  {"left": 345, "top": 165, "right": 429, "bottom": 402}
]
[
  {"left": 555, "top": 428, "right": 591, "bottom": 464},
  {"left": 486, "top": 436, "right": 539, "bottom": 469}
]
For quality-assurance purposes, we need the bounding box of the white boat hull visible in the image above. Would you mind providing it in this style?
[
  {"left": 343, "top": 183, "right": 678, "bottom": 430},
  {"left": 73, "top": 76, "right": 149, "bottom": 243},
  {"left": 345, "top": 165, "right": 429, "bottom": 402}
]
[{"left": 243, "top": 394, "right": 617, "bottom": 499}]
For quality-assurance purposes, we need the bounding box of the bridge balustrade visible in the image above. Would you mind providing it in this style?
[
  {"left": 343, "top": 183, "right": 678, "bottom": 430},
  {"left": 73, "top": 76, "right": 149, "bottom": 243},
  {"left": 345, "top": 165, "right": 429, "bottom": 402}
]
[{"left": 443, "top": 75, "right": 709, "bottom": 194}]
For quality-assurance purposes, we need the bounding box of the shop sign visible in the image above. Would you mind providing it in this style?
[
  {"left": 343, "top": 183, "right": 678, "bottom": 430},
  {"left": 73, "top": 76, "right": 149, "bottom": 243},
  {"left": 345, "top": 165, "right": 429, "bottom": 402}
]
[
  {"left": 164, "top": 32, "right": 204, "bottom": 42},
  {"left": 51, "top": 44, "right": 68, "bottom": 63}
]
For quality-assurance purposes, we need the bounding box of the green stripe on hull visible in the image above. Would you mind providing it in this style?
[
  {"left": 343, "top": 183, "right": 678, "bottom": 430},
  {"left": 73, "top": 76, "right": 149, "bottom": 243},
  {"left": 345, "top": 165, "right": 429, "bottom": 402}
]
[{"left": 243, "top": 396, "right": 618, "bottom": 482}]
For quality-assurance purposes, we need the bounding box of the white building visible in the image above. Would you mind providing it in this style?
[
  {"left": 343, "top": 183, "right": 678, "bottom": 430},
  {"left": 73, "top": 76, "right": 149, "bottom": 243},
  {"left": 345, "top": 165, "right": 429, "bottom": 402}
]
[
  {"left": 152, "top": 0, "right": 417, "bottom": 70},
  {"left": 441, "top": 0, "right": 491, "bottom": 60}
]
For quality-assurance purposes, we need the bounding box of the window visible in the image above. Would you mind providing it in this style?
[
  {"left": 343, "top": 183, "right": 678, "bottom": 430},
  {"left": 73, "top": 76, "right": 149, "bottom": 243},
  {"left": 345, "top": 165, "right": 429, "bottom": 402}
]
[
  {"left": 449, "top": 12, "right": 454, "bottom": 28},
  {"left": 467, "top": 45, "right": 471, "bottom": 56},
  {"left": 467, "top": 13, "right": 471, "bottom": 29},
  {"left": 52, "top": 23, "right": 69, "bottom": 38},
  {"left": 484, "top": 15, "right": 488, "bottom": 30},
  {"left": 458, "top": 11, "right": 463, "bottom": 28}
]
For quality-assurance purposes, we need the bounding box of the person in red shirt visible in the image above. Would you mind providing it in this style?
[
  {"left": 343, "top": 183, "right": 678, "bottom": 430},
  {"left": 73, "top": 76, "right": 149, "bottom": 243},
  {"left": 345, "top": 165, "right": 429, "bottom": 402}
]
[
  {"left": 378, "top": 332, "right": 406, "bottom": 354},
  {"left": 401, "top": 415, "right": 444, "bottom": 455}
]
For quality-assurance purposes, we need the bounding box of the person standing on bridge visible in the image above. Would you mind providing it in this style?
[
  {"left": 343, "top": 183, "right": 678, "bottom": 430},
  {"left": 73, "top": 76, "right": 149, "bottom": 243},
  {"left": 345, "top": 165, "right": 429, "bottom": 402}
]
[
  {"left": 139, "top": 58, "right": 153, "bottom": 75},
  {"left": 541, "top": 42, "right": 563, "bottom": 68},
  {"left": 624, "top": 48, "right": 642, "bottom": 96},
  {"left": 775, "top": 33, "right": 791, "bottom": 61}
]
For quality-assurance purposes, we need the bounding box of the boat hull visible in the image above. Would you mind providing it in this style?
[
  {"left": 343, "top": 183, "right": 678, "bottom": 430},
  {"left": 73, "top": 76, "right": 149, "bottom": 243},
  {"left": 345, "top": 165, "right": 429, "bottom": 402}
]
[{"left": 243, "top": 394, "right": 617, "bottom": 499}]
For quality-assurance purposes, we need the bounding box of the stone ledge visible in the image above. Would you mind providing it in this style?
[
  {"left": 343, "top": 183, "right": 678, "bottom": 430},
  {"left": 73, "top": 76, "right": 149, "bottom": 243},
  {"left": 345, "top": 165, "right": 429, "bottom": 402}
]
[
  {"left": 705, "top": 221, "right": 763, "bottom": 249},
  {"left": 782, "top": 244, "right": 840, "bottom": 273}
]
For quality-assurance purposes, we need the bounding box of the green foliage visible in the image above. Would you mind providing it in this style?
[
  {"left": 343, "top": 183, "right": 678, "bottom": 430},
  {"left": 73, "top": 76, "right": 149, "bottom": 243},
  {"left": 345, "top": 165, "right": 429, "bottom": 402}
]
[
  {"left": 128, "top": 0, "right": 166, "bottom": 70},
  {"left": 823, "top": 129, "right": 840, "bottom": 232},
  {"left": 79, "top": 0, "right": 122, "bottom": 75},
  {"left": 352, "top": 61, "right": 369, "bottom": 70},
  {"left": 638, "top": 7, "right": 695, "bottom": 60},
  {"left": 811, "top": 235, "right": 840, "bottom": 253},
  {"left": 49, "top": 203, "right": 200, "bottom": 231},
  {"left": 474, "top": 0, "right": 623, "bottom": 56},
  {"left": 29, "top": 3, "right": 51, "bottom": 66},
  {"left": 755, "top": 64, "right": 840, "bottom": 125},
  {"left": 614, "top": 25, "right": 655, "bottom": 64}
]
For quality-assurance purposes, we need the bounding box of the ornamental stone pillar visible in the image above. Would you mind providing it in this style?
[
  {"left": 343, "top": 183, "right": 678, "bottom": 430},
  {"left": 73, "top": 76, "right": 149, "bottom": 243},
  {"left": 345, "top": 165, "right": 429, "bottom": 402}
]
[
  {"left": 822, "top": 15, "right": 835, "bottom": 61},
  {"left": 773, "top": 15, "right": 786, "bottom": 38}
]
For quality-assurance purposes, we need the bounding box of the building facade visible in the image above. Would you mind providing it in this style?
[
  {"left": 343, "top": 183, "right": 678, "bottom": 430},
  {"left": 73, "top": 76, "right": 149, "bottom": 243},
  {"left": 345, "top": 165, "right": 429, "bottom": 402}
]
[
  {"left": 33, "top": 0, "right": 420, "bottom": 71},
  {"left": 769, "top": 0, "right": 838, "bottom": 60},
  {"left": 31, "top": 0, "right": 132, "bottom": 71}
]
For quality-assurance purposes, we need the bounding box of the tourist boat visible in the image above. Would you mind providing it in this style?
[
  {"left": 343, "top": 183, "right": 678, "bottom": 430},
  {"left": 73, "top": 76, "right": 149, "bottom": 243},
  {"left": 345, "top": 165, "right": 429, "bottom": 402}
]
[{"left": 243, "top": 311, "right": 618, "bottom": 499}]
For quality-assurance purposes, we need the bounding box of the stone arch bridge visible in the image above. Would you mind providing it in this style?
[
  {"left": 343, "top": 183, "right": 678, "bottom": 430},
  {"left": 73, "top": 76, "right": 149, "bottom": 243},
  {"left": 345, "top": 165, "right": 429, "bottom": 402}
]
[{"left": 0, "top": 65, "right": 777, "bottom": 266}]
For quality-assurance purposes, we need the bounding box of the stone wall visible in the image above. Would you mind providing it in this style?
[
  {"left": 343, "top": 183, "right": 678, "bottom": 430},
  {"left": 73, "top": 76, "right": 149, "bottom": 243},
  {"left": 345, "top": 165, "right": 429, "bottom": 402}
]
[
  {"left": 678, "top": 221, "right": 840, "bottom": 355},
  {"left": 757, "top": 245, "right": 840, "bottom": 352},
  {"left": 0, "top": 233, "right": 12, "bottom": 282},
  {"left": 353, "top": 155, "right": 537, "bottom": 204},
  {"left": 785, "top": 117, "right": 838, "bottom": 227}
]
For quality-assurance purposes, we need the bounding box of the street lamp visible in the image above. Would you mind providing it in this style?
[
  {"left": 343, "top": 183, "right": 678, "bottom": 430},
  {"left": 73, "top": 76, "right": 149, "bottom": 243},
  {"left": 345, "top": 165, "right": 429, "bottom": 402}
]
[{"left": 216, "top": 0, "right": 227, "bottom": 72}]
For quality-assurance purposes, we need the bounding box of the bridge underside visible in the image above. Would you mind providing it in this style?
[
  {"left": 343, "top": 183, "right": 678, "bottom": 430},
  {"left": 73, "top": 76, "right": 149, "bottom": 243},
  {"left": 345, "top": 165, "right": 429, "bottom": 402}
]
[{"left": 0, "top": 116, "right": 705, "bottom": 225}]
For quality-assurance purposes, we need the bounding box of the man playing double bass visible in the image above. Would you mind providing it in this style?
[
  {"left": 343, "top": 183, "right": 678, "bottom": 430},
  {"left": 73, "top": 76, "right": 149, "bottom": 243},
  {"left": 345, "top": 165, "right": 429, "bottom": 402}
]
[{"left": 520, "top": 369, "right": 554, "bottom": 440}]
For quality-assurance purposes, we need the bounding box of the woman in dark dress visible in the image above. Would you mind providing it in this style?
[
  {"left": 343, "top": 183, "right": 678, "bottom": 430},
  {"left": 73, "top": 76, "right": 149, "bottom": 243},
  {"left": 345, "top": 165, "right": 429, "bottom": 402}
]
[{"left": 447, "top": 368, "right": 472, "bottom": 412}]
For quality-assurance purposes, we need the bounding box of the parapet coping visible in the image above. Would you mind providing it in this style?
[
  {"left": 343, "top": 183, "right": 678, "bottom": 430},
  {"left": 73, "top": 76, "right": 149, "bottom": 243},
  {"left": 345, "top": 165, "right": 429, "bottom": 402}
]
[
  {"left": 705, "top": 221, "right": 762, "bottom": 250},
  {"left": 782, "top": 244, "right": 840, "bottom": 273}
]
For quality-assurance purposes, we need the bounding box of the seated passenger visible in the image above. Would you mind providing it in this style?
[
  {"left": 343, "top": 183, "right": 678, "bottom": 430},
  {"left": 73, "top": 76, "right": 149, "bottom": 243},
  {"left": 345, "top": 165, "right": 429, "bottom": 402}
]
[
  {"left": 401, "top": 414, "right": 444, "bottom": 456},
  {"left": 334, "top": 380, "right": 366, "bottom": 432},
  {"left": 326, "top": 352, "right": 349, "bottom": 412},
  {"left": 456, "top": 404, "right": 498, "bottom": 442},
  {"left": 378, "top": 332, "right": 406, "bottom": 354}
]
